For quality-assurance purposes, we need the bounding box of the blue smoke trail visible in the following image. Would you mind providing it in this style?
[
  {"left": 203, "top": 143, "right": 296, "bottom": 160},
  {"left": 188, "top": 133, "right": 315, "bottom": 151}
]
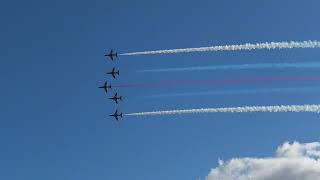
[
  {"left": 150, "top": 86, "right": 320, "bottom": 98},
  {"left": 139, "top": 62, "right": 320, "bottom": 73}
]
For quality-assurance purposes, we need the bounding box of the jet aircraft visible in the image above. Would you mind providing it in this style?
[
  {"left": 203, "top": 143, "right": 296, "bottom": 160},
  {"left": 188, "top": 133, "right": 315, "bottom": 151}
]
[
  {"left": 107, "top": 67, "right": 119, "bottom": 79},
  {"left": 110, "top": 110, "right": 123, "bottom": 121},
  {"left": 109, "top": 93, "right": 122, "bottom": 104},
  {"left": 105, "top": 50, "right": 118, "bottom": 61},
  {"left": 98, "top": 81, "right": 112, "bottom": 93}
]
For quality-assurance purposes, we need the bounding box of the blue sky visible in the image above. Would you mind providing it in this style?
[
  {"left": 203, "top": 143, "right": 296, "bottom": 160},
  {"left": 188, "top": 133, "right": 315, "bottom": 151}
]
[{"left": 1, "top": 0, "right": 320, "bottom": 179}]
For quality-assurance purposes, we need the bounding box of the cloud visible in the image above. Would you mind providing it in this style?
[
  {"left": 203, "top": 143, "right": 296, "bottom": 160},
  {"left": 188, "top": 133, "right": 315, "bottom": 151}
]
[{"left": 206, "top": 141, "right": 320, "bottom": 180}]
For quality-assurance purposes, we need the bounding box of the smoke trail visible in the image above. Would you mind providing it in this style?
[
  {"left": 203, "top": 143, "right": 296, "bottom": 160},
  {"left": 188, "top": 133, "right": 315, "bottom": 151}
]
[
  {"left": 113, "top": 76, "right": 320, "bottom": 88},
  {"left": 139, "top": 62, "right": 320, "bottom": 73},
  {"left": 150, "top": 86, "right": 320, "bottom": 98},
  {"left": 121, "top": 40, "right": 320, "bottom": 56},
  {"left": 125, "top": 104, "right": 320, "bottom": 116}
]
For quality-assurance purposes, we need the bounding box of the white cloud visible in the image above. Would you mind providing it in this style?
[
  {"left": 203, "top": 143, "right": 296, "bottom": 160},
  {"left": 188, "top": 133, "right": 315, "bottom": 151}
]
[{"left": 206, "top": 141, "right": 320, "bottom": 180}]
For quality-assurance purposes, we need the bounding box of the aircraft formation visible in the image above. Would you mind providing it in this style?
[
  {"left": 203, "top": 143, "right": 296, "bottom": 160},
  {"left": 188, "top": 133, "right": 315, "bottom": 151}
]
[
  {"left": 98, "top": 40, "right": 320, "bottom": 120},
  {"left": 99, "top": 50, "right": 123, "bottom": 121}
]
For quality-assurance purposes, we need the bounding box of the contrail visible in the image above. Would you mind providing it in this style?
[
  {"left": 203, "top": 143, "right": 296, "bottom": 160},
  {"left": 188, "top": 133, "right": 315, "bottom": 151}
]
[
  {"left": 125, "top": 104, "right": 320, "bottom": 116},
  {"left": 150, "top": 86, "right": 320, "bottom": 98},
  {"left": 120, "top": 40, "right": 320, "bottom": 56},
  {"left": 113, "top": 76, "right": 320, "bottom": 88},
  {"left": 139, "top": 62, "right": 320, "bottom": 73}
]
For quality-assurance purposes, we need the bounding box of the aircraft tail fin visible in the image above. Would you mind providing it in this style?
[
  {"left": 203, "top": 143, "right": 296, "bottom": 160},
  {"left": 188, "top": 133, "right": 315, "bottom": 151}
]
[
  {"left": 116, "top": 70, "right": 119, "bottom": 75},
  {"left": 120, "top": 113, "right": 123, "bottom": 117}
]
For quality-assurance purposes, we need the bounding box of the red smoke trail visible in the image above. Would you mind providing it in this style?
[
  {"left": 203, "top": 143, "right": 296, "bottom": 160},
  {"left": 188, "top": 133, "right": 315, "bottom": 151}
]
[{"left": 112, "top": 76, "right": 320, "bottom": 88}]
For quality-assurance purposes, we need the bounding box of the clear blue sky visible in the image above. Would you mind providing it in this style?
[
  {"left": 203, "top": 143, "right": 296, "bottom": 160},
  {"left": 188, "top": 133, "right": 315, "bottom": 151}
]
[{"left": 1, "top": 0, "right": 320, "bottom": 179}]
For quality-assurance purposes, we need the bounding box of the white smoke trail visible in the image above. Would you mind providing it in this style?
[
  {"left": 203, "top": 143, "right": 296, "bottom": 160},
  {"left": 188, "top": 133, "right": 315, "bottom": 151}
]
[
  {"left": 121, "top": 40, "right": 320, "bottom": 56},
  {"left": 125, "top": 104, "right": 320, "bottom": 116}
]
